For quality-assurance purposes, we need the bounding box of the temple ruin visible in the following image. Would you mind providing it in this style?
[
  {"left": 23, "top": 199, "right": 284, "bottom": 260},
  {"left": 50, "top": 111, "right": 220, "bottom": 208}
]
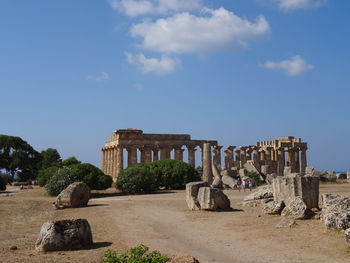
[{"left": 102, "top": 129, "right": 308, "bottom": 181}]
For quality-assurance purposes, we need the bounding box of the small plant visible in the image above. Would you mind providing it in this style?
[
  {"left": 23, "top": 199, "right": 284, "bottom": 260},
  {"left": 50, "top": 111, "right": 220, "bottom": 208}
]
[
  {"left": 246, "top": 171, "right": 264, "bottom": 186},
  {"left": 101, "top": 245, "right": 169, "bottom": 263}
]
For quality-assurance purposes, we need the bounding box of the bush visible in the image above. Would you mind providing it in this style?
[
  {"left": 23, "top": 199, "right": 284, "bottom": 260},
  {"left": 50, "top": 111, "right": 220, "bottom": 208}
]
[
  {"left": 0, "top": 176, "right": 6, "bottom": 191},
  {"left": 116, "top": 164, "right": 158, "bottom": 194},
  {"left": 0, "top": 174, "right": 14, "bottom": 185},
  {"left": 101, "top": 245, "right": 169, "bottom": 263},
  {"left": 149, "top": 159, "right": 201, "bottom": 190},
  {"left": 44, "top": 163, "right": 112, "bottom": 196},
  {"left": 246, "top": 171, "right": 264, "bottom": 186},
  {"left": 37, "top": 166, "right": 60, "bottom": 186},
  {"left": 45, "top": 167, "right": 80, "bottom": 196}
]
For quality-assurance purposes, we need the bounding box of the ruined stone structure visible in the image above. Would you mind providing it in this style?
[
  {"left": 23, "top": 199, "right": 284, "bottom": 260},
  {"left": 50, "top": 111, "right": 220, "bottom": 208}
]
[
  {"left": 102, "top": 130, "right": 307, "bottom": 180},
  {"left": 223, "top": 136, "right": 308, "bottom": 176},
  {"left": 102, "top": 129, "right": 218, "bottom": 180}
]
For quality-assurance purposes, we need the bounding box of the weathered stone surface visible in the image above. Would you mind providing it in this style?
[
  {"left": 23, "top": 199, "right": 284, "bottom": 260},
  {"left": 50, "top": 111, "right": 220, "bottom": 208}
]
[
  {"left": 320, "top": 171, "right": 337, "bottom": 182},
  {"left": 211, "top": 164, "right": 222, "bottom": 189},
  {"left": 222, "top": 175, "right": 237, "bottom": 189},
  {"left": 321, "top": 194, "right": 350, "bottom": 230},
  {"left": 243, "top": 185, "right": 273, "bottom": 202},
  {"left": 197, "top": 187, "right": 231, "bottom": 211},
  {"left": 35, "top": 219, "right": 93, "bottom": 251},
  {"left": 272, "top": 174, "right": 319, "bottom": 209},
  {"left": 260, "top": 165, "right": 271, "bottom": 176},
  {"left": 345, "top": 229, "right": 350, "bottom": 244},
  {"left": 276, "top": 218, "right": 296, "bottom": 228},
  {"left": 169, "top": 255, "right": 200, "bottom": 263},
  {"left": 239, "top": 168, "right": 247, "bottom": 178},
  {"left": 265, "top": 173, "right": 277, "bottom": 185},
  {"left": 284, "top": 166, "right": 292, "bottom": 176},
  {"left": 221, "top": 168, "right": 238, "bottom": 178},
  {"left": 186, "top": 182, "right": 209, "bottom": 210},
  {"left": 55, "top": 182, "right": 90, "bottom": 209},
  {"left": 281, "top": 197, "right": 312, "bottom": 219},
  {"left": 243, "top": 162, "right": 264, "bottom": 181},
  {"left": 262, "top": 201, "right": 285, "bottom": 215}
]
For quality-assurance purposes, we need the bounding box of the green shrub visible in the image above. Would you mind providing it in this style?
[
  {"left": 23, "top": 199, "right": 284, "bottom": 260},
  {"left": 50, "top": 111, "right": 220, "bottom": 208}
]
[
  {"left": 101, "top": 245, "right": 169, "bottom": 263},
  {"left": 116, "top": 164, "right": 158, "bottom": 194},
  {"left": 0, "top": 176, "right": 6, "bottom": 191},
  {"left": 37, "top": 166, "right": 60, "bottom": 187},
  {"left": 246, "top": 171, "right": 264, "bottom": 186},
  {"left": 45, "top": 167, "right": 80, "bottom": 196},
  {"left": 149, "top": 159, "right": 200, "bottom": 190},
  {"left": 0, "top": 174, "right": 14, "bottom": 185}
]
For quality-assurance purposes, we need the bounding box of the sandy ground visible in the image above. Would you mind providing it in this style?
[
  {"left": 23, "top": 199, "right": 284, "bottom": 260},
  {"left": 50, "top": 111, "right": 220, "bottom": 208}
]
[{"left": 0, "top": 184, "right": 350, "bottom": 263}]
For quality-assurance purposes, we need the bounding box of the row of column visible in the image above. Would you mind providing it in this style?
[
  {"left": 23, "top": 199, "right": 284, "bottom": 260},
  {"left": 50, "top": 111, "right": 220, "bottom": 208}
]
[
  {"left": 102, "top": 145, "right": 202, "bottom": 179},
  {"left": 222, "top": 146, "right": 307, "bottom": 175}
]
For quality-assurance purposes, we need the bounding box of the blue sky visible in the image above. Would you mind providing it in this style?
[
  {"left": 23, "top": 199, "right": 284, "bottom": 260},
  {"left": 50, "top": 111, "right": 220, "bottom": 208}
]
[{"left": 0, "top": 0, "right": 349, "bottom": 171}]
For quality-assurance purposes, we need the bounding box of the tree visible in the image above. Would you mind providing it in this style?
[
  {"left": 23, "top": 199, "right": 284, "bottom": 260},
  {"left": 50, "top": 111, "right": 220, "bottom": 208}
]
[
  {"left": 61, "top": 156, "right": 81, "bottom": 166},
  {"left": 40, "top": 148, "right": 61, "bottom": 169},
  {"left": 0, "top": 135, "right": 41, "bottom": 180}
]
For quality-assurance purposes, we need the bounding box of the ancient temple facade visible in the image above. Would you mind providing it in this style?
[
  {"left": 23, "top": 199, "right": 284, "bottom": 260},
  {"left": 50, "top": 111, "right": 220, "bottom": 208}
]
[
  {"left": 102, "top": 129, "right": 218, "bottom": 180},
  {"left": 102, "top": 129, "right": 308, "bottom": 181}
]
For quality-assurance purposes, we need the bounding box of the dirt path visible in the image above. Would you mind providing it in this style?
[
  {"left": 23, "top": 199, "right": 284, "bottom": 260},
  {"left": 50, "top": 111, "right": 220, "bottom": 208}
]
[{"left": 0, "top": 184, "right": 349, "bottom": 262}]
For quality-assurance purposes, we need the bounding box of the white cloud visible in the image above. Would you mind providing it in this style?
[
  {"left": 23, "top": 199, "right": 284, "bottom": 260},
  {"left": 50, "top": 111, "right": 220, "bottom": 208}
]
[
  {"left": 109, "top": 0, "right": 202, "bottom": 17},
  {"left": 262, "top": 55, "right": 313, "bottom": 76},
  {"left": 126, "top": 53, "right": 180, "bottom": 75},
  {"left": 275, "top": 0, "right": 327, "bottom": 10},
  {"left": 130, "top": 7, "right": 270, "bottom": 54},
  {"left": 86, "top": 72, "right": 109, "bottom": 81}
]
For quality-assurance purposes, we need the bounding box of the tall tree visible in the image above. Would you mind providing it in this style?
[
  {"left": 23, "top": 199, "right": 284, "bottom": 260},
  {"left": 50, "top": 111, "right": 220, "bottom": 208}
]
[
  {"left": 40, "top": 148, "right": 61, "bottom": 169},
  {"left": 0, "top": 135, "right": 41, "bottom": 180}
]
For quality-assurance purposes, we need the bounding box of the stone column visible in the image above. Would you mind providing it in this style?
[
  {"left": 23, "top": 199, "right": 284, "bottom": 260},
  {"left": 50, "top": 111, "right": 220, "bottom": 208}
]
[
  {"left": 160, "top": 147, "right": 171, "bottom": 159},
  {"left": 112, "top": 147, "right": 117, "bottom": 178},
  {"left": 246, "top": 147, "right": 253, "bottom": 161},
  {"left": 127, "top": 147, "right": 137, "bottom": 167},
  {"left": 145, "top": 147, "right": 152, "bottom": 163},
  {"left": 252, "top": 147, "right": 259, "bottom": 167},
  {"left": 265, "top": 147, "right": 272, "bottom": 161},
  {"left": 102, "top": 148, "right": 106, "bottom": 174},
  {"left": 202, "top": 143, "right": 213, "bottom": 184},
  {"left": 277, "top": 147, "right": 285, "bottom": 176},
  {"left": 187, "top": 146, "right": 196, "bottom": 167},
  {"left": 152, "top": 148, "right": 159, "bottom": 161},
  {"left": 116, "top": 145, "right": 123, "bottom": 178},
  {"left": 174, "top": 147, "right": 184, "bottom": 161},
  {"left": 240, "top": 147, "right": 248, "bottom": 167},
  {"left": 294, "top": 149, "right": 300, "bottom": 173},
  {"left": 235, "top": 150, "right": 241, "bottom": 168},
  {"left": 106, "top": 148, "right": 111, "bottom": 175},
  {"left": 300, "top": 148, "right": 307, "bottom": 174},
  {"left": 212, "top": 145, "right": 222, "bottom": 169},
  {"left": 224, "top": 146, "right": 235, "bottom": 170}
]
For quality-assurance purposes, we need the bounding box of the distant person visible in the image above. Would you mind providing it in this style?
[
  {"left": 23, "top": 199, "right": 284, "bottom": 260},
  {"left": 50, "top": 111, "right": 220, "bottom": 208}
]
[
  {"left": 248, "top": 180, "right": 253, "bottom": 191},
  {"left": 242, "top": 179, "right": 246, "bottom": 192}
]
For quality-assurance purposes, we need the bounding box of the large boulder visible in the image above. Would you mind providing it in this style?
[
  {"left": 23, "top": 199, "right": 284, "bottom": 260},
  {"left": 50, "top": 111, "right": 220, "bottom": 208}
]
[
  {"left": 55, "top": 182, "right": 90, "bottom": 209},
  {"left": 321, "top": 194, "right": 350, "bottom": 230},
  {"left": 262, "top": 201, "right": 285, "bottom": 215},
  {"left": 169, "top": 255, "right": 200, "bottom": 263},
  {"left": 220, "top": 168, "right": 238, "bottom": 178},
  {"left": 281, "top": 197, "right": 312, "bottom": 219},
  {"left": 35, "top": 219, "right": 93, "bottom": 251},
  {"left": 222, "top": 175, "right": 238, "bottom": 189},
  {"left": 244, "top": 185, "right": 273, "bottom": 202},
  {"left": 197, "top": 187, "right": 231, "bottom": 211},
  {"left": 186, "top": 182, "right": 209, "bottom": 210}
]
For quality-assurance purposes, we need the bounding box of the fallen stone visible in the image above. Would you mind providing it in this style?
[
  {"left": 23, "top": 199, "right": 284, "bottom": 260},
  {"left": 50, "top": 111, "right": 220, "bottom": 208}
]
[
  {"left": 321, "top": 194, "right": 350, "bottom": 230},
  {"left": 197, "top": 187, "right": 231, "bottom": 211},
  {"left": 55, "top": 182, "right": 90, "bottom": 209},
  {"left": 222, "top": 175, "right": 237, "bottom": 189},
  {"left": 265, "top": 173, "right": 277, "bottom": 185},
  {"left": 276, "top": 218, "right": 296, "bottom": 228},
  {"left": 9, "top": 246, "right": 17, "bottom": 250},
  {"left": 169, "top": 255, "right": 200, "bottom": 263},
  {"left": 345, "top": 229, "right": 350, "bottom": 244},
  {"left": 186, "top": 182, "right": 209, "bottom": 210},
  {"left": 262, "top": 201, "right": 285, "bottom": 215},
  {"left": 281, "top": 197, "right": 312, "bottom": 219},
  {"left": 243, "top": 185, "right": 273, "bottom": 202},
  {"left": 35, "top": 219, "right": 93, "bottom": 251},
  {"left": 211, "top": 164, "right": 222, "bottom": 189},
  {"left": 221, "top": 169, "right": 238, "bottom": 178}
]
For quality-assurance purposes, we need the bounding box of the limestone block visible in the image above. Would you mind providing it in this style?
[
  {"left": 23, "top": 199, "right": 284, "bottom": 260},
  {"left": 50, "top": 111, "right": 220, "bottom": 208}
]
[
  {"left": 276, "top": 218, "right": 296, "bottom": 228},
  {"left": 222, "top": 175, "right": 238, "bottom": 189},
  {"left": 221, "top": 169, "right": 238, "bottom": 178},
  {"left": 320, "top": 171, "right": 337, "bottom": 182},
  {"left": 186, "top": 182, "right": 209, "bottom": 210},
  {"left": 284, "top": 166, "right": 292, "bottom": 176},
  {"left": 345, "top": 229, "right": 350, "bottom": 244},
  {"left": 197, "top": 187, "right": 231, "bottom": 211},
  {"left": 243, "top": 185, "right": 273, "bottom": 202},
  {"left": 281, "top": 197, "right": 312, "bottom": 219},
  {"left": 321, "top": 194, "right": 350, "bottom": 230},
  {"left": 35, "top": 219, "right": 93, "bottom": 251},
  {"left": 272, "top": 174, "right": 319, "bottom": 209},
  {"left": 262, "top": 201, "right": 285, "bottom": 215},
  {"left": 265, "top": 173, "right": 277, "bottom": 185},
  {"left": 261, "top": 165, "right": 271, "bottom": 176},
  {"left": 211, "top": 164, "right": 223, "bottom": 189},
  {"left": 347, "top": 172, "right": 350, "bottom": 180},
  {"left": 239, "top": 168, "right": 247, "bottom": 178},
  {"left": 55, "top": 182, "right": 90, "bottom": 209}
]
